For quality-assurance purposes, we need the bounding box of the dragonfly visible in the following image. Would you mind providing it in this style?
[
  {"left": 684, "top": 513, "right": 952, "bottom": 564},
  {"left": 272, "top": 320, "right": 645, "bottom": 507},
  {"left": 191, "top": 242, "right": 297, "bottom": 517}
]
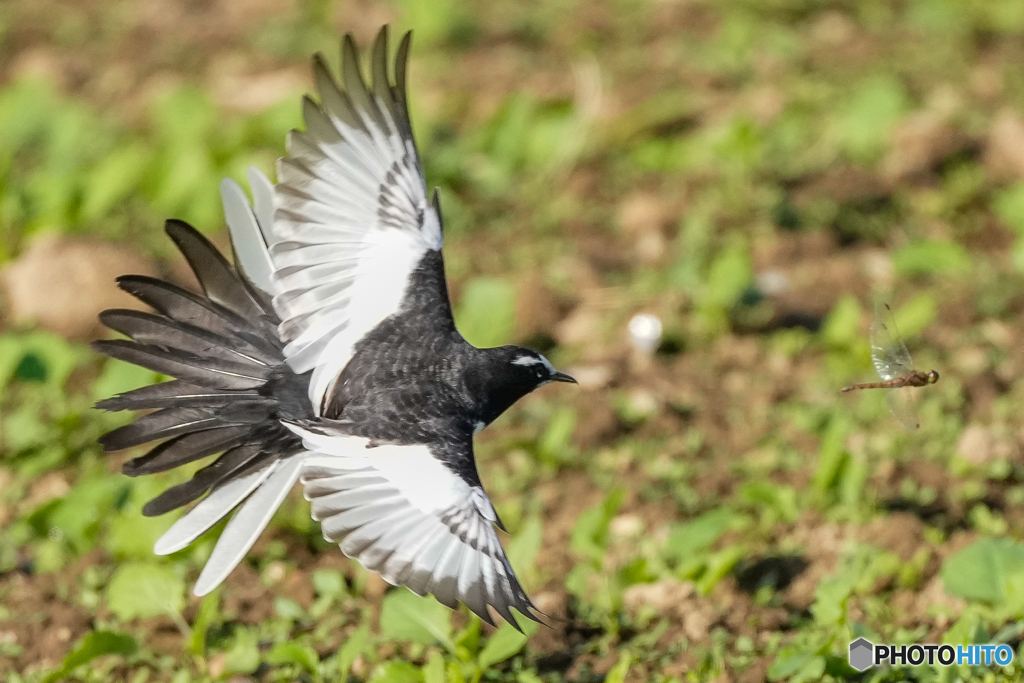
[{"left": 841, "top": 303, "right": 939, "bottom": 430}]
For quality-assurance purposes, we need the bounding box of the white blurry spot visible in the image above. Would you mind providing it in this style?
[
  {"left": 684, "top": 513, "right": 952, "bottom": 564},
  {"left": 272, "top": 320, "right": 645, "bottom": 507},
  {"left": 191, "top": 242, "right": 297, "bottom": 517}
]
[
  {"left": 264, "top": 561, "right": 286, "bottom": 584},
  {"left": 610, "top": 513, "right": 645, "bottom": 539},
  {"left": 756, "top": 269, "right": 789, "bottom": 297},
  {"left": 628, "top": 313, "right": 662, "bottom": 354}
]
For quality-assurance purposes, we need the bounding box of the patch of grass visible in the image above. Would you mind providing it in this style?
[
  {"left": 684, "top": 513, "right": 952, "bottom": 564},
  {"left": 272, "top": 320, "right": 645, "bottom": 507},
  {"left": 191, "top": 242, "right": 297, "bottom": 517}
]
[{"left": 4, "top": 0, "right": 1024, "bottom": 681}]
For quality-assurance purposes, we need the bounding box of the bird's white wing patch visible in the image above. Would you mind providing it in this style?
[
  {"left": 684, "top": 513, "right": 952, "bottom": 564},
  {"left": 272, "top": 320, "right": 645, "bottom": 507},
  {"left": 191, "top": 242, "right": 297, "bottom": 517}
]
[
  {"left": 269, "top": 31, "right": 442, "bottom": 413},
  {"left": 221, "top": 169, "right": 278, "bottom": 296},
  {"left": 290, "top": 424, "right": 539, "bottom": 628}
]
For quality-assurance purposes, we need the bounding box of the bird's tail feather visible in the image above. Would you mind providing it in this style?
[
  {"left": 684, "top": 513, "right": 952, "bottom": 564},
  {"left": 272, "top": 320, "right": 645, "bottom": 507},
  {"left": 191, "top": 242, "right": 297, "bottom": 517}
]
[
  {"left": 192, "top": 457, "right": 305, "bottom": 596},
  {"left": 93, "top": 220, "right": 311, "bottom": 525}
]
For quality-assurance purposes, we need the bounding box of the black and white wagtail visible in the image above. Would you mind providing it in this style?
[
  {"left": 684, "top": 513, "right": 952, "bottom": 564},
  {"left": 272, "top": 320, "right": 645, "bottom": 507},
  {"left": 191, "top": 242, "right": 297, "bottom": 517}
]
[{"left": 93, "top": 27, "right": 576, "bottom": 629}]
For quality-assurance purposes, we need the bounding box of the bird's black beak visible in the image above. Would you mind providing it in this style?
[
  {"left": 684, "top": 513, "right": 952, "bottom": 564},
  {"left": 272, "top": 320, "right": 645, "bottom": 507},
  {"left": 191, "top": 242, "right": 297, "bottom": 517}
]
[{"left": 552, "top": 371, "right": 577, "bottom": 384}]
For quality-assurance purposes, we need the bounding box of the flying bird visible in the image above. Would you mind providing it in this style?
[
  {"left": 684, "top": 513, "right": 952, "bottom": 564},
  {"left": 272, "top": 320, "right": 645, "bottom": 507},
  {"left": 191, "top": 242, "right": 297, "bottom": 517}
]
[{"left": 93, "top": 26, "right": 576, "bottom": 629}]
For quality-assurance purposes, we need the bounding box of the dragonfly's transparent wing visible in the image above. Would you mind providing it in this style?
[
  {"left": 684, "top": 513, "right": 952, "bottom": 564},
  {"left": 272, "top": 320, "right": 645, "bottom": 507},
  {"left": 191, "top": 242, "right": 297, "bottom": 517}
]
[
  {"left": 869, "top": 303, "right": 914, "bottom": 381},
  {"left": 886, "top": 387, "right": 921, "bottom": 431},
  {"left": 870, "top": 302, "right": 920, "bottom": 430}
]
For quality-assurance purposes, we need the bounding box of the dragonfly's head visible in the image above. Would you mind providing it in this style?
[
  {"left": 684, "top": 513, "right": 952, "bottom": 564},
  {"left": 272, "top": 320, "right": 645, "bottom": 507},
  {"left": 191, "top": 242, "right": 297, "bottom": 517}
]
[{"left": 926, "top": 370, "right": 940, "bottom": 384}]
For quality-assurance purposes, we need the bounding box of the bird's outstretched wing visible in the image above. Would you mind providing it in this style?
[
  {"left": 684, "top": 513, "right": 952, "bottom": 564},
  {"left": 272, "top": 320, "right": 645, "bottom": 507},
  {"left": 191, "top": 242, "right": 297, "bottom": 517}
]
[
  {"left": 267, "top": 28, "right": 446, "bottom": 414},
  {"left": 289, "top": 423, "right": 542, "bottom": 630}
]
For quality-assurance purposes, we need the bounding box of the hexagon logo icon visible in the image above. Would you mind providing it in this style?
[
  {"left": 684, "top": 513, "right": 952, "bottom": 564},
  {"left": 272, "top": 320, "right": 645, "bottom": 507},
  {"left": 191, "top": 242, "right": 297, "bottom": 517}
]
[{"left": 849, "top": 638, "right": 874, "bottom": 672}]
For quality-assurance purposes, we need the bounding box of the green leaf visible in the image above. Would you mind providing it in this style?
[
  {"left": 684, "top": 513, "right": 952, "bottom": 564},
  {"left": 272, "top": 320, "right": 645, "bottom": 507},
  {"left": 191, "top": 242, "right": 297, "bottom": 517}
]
[
  {"left": 266, "top": 641, "right": 320, "bottom": 674},
  {"left": 370, "top": 661, "right": 424, "bottom": 683},
  {"left": 422, "top": 652, "right": 446, "bottom": 683},
  {"left": 664, "top": 508, "right": 736, "bottom": 562},
  {"left": 2, "top": 402, "right": 57, "bottom": 454},
  {"left": 812, "top": 573, "right": 854, "bottom": 626},
  {"left": 0, "top": 335, "right": 23, "bottom": 392},
  {"left": 834, "top": 75, "right": 908, "bottom": 162},
  {"left": 332, "top": 623, "right": 369, "bottom": 679},
  {"left": 768, "top": 644, "right": 826, "bottom": 682},
  {"left": 274, "top": 595, "right": 306, "bottom": 621},
  {"left": 564, "top": 562, "right": 595, "bottom": 599},
  {"left": 992, "top": 183, "right": 1024, "bottom": 233},
  {"left": 812, "top": 416, "right": 850, "bottom": 495},
  {"left": 151, "top": 86, "right": 218, "bottom": 147},
  {"left": 42, "top": 631, "right": 137, "bottom": 683},
  {"left": 570, "top": 488, "right": 626, "bottom": 562},
  {"left": 604, "top": 652, "right": 634, "bottom": 683},
  {"left": 105, "top": 562, "right": 185, "bottom": 621},
  {"left": 941, "top": 537, "right": 1024, "bottom": 605},
  {"left": 105, "top": 506, "right": 175, "bottom": 559},
  {"left": 379, "top": 590, "right": 454, "bottom": 651},
  {"left": 394, "top": 0, "right": 474, "bottom": 47},
  {"left": 888, "top": 294, "right": 937, "bottom": 340},
  {"left": 892, "top": 240, "right": 971, "bottom": 277},
  {"left": 820, "top": 295, "right": 863, "bottom": 348},
  {"left": 702, "top": 242, "right": 752, "bottom": 309},
  {"left": 697, "top": 545, "right": 746, "bottom": 594},
  {"left": 454, "top": 277, "right": 516, "bottom": 348},
  {"left": 37, "top": 474, "right": 123, "bottom": 552},
  {"left": 189, "top": 590, "right": 220, "bottom": 656},
  {"left": 80, "top": 143, "right": 151, "bottom": 221},
  {"left": 538, "top": 407, "right": 577, "bottom": 463},
  {"left": 738, "top": 481, "right": 799, "bottom": 522},
  {"left": 477, "top": 620, "right": 538, "bottom": 669},
  {"left": 506, "top": 515, "right": 544, "bottom": 580},
  {"left": 16, "top": 332, "right": 88, "bottom": 388},
  {"left": 223, "top": 625, "right": 261, "bottom": 674},
  {"left": 312, "top": 568, "right": 348, "bottom": 600}
]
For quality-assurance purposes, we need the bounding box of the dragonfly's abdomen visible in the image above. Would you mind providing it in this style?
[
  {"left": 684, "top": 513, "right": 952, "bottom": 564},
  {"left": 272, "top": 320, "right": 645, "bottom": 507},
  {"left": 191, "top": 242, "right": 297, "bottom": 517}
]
[{"left": 842, "top": 370, "right": 935, "bottom": 392}]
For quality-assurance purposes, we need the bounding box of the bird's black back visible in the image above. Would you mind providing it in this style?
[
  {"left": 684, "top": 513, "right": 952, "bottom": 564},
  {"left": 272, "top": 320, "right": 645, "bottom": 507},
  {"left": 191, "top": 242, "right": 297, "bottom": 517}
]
[{"left": 320, "top": 249, "right": 546, "bottom": 482}]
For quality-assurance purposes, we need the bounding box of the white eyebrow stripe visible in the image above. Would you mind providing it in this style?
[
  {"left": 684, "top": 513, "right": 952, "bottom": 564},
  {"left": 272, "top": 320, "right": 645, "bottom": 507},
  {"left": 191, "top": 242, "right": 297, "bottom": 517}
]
[{"left": 513, "top": 355, "right": 556, "bottom": 374}]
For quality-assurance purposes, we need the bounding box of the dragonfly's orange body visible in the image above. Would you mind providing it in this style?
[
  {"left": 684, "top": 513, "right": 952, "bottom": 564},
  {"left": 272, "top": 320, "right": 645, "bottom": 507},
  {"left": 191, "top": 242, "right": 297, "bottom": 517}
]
[
  {"left": 841, "top": 369, "right": 939, "bottom": 392},
  {"left": 842, "top": 303, "right": 940, "bottom": 429}
]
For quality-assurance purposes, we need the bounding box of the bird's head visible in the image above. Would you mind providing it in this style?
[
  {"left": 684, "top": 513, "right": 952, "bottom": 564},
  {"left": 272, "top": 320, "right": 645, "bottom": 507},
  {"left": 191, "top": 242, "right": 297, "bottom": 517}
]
[
  {"left": 508, "top": 349, "right": 577, "bottom": 389},
  {"left": 470, "top": 347, "right": 576, "bottom": 427}
]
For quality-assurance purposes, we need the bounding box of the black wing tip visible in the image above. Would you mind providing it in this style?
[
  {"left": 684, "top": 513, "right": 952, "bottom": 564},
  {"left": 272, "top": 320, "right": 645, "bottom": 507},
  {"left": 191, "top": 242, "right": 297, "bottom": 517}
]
[
  {"left": 94, "top": 396, "right": 123, "bottom": 412},
  {"left": 341, "top": 33, "right": 363, "bottom": 78},
  {"left": 497, "top": 602, "right": 549, "bottom": 634},
  {"left": 114, "top": 273, "right": 165, "bottom": 293},
  {"left": 97, "top": 430, "right": 122, "bottom": 452},
  {"left": 164, "top": 218, "right": 200, "bottom": 242},
  {"left": 165, "top": 219, "right": 225, "bottom": 264},
  {"left": 141, "top": 494, "right": 180, "bottom": 517},
  {"left": 91, "top": 338, "right": 127, "bottom": 357},
  {"left": 97, "top": 307, "right": 137, "bottom": 323},
  {"left": 372, "top": 24, "right": 390, "bottom": 51},
  {"left": 97, "top": 308, "right": 158, "bottom": 335},
  {"left": 310, "top": 54, "right": 335, "bottom": 88},
  {"left": 121, "top": 458, "right": 151, "bottom": 477}
]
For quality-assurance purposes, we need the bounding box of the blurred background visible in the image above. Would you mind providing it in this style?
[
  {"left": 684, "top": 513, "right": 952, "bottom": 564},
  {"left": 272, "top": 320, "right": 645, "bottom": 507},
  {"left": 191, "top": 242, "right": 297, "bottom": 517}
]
[{"left": 3, "top": 0, "right": 1024, "bottom": 681}]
